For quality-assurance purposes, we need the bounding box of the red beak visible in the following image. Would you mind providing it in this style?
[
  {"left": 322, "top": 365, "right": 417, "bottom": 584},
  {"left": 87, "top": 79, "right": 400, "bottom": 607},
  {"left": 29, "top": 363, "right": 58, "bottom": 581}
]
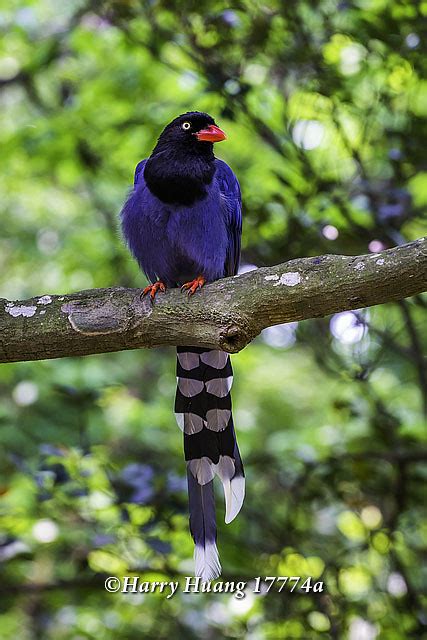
[{"left": 195, "top": 124, "right": 227, "bottom": 143}]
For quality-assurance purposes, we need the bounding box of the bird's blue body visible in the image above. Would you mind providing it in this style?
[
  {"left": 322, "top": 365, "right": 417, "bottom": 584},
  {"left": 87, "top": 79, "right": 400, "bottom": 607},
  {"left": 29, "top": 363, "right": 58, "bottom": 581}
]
[
  {"left": 122, "top": 158, "right": 241, "bottom": 286},
  {"left": 120, "top": 112, "right": 244, "bottom": 582}
]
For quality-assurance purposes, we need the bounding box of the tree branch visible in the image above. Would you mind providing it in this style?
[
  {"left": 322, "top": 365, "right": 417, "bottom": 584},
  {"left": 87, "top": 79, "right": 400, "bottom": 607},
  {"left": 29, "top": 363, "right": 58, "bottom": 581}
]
[{"left": 1, "top": 237, "right": 426, "bottom": 364}]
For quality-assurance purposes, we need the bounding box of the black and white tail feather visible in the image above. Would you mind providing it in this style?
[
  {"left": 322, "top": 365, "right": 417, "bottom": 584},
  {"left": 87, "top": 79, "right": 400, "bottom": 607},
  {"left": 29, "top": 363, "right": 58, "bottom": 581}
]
[{"left": 175, "top": 346, "right": 245, "bottom": 581}]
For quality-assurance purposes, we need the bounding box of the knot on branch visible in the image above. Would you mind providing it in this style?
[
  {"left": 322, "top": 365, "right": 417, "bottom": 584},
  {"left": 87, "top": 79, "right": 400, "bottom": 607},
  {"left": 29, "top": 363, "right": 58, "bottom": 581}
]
[{"left": 220, "top": 324, "right": 251, "bottom": 353}]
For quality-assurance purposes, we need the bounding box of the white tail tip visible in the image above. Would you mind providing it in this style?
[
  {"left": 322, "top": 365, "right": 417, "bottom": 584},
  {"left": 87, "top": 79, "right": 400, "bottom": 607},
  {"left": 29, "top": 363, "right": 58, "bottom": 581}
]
[
  {"left": 225, "top": 475, "right": 245, "bottom": 524},
  {"left": 194, "top": 542, "right": 221, "bottom": 582}
]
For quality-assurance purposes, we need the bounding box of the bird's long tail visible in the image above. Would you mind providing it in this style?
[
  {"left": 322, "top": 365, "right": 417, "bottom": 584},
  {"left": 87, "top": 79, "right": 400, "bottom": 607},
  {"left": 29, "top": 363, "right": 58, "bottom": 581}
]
[{"left": 174, "top": 347, "right": 245, "bottom": 581}]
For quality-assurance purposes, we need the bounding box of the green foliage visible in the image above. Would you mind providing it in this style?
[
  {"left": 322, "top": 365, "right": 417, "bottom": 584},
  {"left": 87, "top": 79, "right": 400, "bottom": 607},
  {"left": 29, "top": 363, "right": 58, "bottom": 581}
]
[{"left": 0, "top": 1, "right": 426, "bottom": 638}]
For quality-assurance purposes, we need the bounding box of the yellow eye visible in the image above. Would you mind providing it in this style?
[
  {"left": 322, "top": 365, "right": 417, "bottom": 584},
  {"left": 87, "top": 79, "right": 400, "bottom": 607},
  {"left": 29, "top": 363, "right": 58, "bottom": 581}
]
[{"left": 182, "top": 122, "right": 191, "bottom": 130}]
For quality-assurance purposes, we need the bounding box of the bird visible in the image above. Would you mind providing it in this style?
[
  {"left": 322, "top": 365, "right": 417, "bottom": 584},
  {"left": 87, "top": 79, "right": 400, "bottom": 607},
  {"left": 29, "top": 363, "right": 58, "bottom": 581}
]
[{"left": 120, "top": 111, "right": 244, "bottom": 581}]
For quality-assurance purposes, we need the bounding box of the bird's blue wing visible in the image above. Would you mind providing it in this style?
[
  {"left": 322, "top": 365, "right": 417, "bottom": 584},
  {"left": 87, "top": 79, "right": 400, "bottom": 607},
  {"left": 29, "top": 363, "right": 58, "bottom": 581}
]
[
  {"left": 121, "top": 158, "right": 159, "bottom": 284},
  {"left": 134, "top": 159, "right": 147, "bottom": 187},
  {"left": 215, "top": 159, "right": 242, "bottom": 277}
]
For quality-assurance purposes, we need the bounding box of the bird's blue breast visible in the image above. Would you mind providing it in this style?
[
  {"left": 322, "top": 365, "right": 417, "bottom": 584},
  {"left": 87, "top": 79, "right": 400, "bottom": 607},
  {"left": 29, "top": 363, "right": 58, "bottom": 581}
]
[{"left": 121, "top": 162, "right": 230, "bottom": 287}]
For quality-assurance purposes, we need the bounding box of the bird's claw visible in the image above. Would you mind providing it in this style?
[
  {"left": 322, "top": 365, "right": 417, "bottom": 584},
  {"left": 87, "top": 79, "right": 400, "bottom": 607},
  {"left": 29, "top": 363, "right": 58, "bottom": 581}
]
[
  {"left": 181, "top": 275, "right": 206, "bottom": 296},
  {"left": 141, "top": 281, "right": 166, "bottom": 302}
]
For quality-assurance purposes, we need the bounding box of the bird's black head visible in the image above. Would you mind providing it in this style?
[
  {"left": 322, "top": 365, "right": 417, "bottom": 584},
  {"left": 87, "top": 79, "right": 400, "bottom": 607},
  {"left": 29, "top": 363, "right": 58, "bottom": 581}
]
[
  {"left": 151, "top": 111, "right": 227, "bottom": 156},
  {"left": 145, "top": 111, "right": 227, "bottom": 205}
]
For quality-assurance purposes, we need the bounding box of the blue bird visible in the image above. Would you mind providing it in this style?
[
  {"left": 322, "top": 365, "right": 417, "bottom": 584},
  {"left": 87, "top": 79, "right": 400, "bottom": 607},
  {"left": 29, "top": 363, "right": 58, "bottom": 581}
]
[{"left": 120, "top": 112, "right": 244, "bottom": 581}]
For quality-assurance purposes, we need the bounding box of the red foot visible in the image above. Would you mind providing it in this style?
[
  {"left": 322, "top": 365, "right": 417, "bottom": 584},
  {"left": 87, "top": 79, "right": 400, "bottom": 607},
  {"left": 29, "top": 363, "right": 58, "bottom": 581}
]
[
  {"left": 181, "top": 275, "right": 206, "bottom": 296},
  {"left": 142, "top": 281, "right": 166, "bottom": 301}
]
